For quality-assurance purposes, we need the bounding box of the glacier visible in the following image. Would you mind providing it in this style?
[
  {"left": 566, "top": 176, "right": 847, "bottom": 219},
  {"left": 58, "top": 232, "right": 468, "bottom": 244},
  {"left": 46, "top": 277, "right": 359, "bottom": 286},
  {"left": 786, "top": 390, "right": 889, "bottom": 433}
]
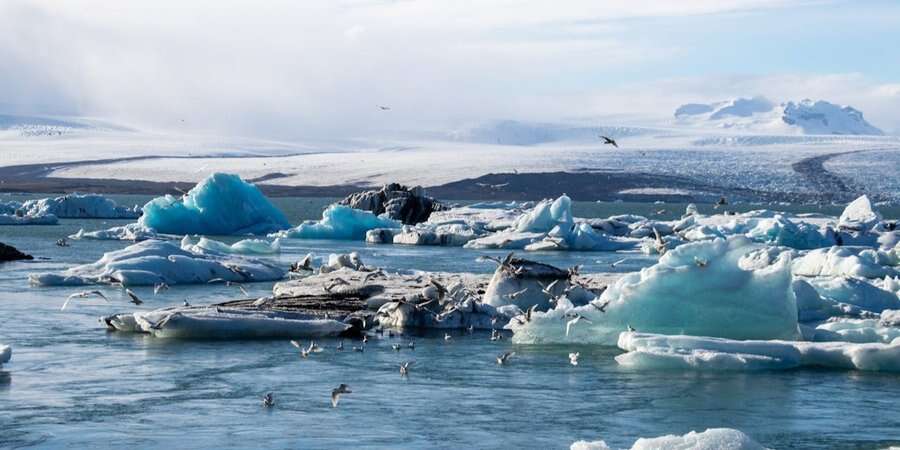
[
  {"left": 139, "top": 173, "right": 291, "bottom": 235},
  {"left": 19, "top": 193, "right": 141, "bottom": 219},
  {"left": 273, "top": 204, "right": 400, "bottom": 240},
  {"left": 29, "top": 239, "right": 285, "bottom": 286}
]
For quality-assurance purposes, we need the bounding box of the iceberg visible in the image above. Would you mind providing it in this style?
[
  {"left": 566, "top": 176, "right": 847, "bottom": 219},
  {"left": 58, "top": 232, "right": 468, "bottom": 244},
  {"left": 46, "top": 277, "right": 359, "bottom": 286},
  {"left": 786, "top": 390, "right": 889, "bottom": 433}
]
[
  {"left": 813, "top": 318, "right": 900, "bottom": 344},
  {"left": 29, "top": 239, "right": 285, "bottom": 286},
  {"left": 806, "top": 276, "right": 900, "bottom": 313},
  {"left": 181, "top": 235, "right": 282, "bottom": 255},
  {"left": 273, "top": 204, "right": 400, "bottom": 240},
  {"left": 104, "top": 306, "right": 350, "bottom": 339},
  {"left": 70, "top": 223, "right": 158, "bottom": 241},
  {"left": 616, "top": 332, "right": 900, "bottom": 372},
  {"left": 20, "top": 193, "right": 140, "bottom": 219},
  {"left": 838, "top": 195, "right": 882, "bottom": 232},
  {"left": 510, "top": 237, "right": 800, "bottom": 344},
  {"left": 0, "top": 213, "right": 58, "bottom": 225},
  {"left": 792, "top": 246, "right": 898, "bottom": 279},
  {"left": 571, "top": 428, "right": 770, "bottom": 450},
  {"left": 0, "top": 344, "right": 10, "bottom": 367},
  {"left": 139, "top": 173, "right": 291, "bottom": 235}
]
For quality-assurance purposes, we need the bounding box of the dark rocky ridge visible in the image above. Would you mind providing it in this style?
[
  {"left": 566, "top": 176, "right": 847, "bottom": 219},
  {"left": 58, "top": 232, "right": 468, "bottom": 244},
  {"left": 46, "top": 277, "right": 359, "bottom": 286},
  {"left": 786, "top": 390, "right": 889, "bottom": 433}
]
[
  {"left": 339, "top": 183, "right": 446, "bottom": 225},
  {"left": 0, "top": 242, "right": 33, "bottom": 262}
]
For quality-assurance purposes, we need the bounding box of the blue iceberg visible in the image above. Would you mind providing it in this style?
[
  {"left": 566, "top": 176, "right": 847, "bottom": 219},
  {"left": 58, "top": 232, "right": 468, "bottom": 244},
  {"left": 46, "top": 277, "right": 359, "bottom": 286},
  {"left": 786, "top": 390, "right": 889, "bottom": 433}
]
[
  {"left": 139, "top": 173, "right": 291, "bottom": 235},
  {"left": 274, "top": 204, "right": 400, "bottom": 240}
]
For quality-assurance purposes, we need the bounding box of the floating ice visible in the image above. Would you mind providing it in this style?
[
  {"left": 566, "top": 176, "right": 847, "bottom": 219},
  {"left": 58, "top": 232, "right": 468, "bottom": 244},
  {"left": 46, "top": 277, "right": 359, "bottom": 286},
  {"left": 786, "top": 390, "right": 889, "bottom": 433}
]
[
  {"left": 510, "top": 237, "right": 800, "bottom": 344},
  {"left": 813, "top": 318, "right": 900, "bottom": 344},
  {"left": 571, "top": 428, "right": 770, "bottom": 450},
  {"left": 838, "top": 195, "right": 881, "bottom": 232},
  {"left": 29, "top": 239, "right": 285, "bottom": 286},
  {"left": 70, "top": 223, "right": 158, "bottom": 241},
  {"left": 274, "top": 204, "right": 399, "bottom": 240},
  {"left": 181, "top": 235, "right": 281, "bottom": 255},
  {"left": 482, "top": 256, "right": 574, "bottom": 310},
  {"left": 616, "top": 332, "right": 900, "bottom": 372},
  {"left": 20, "top": 193, "right": 140, "bottom": 219},
  {"left": 793, "top": 246, "right": 898, "bottom": 279},
  {"left": 140, "top": 173, "right": 291, "bottom": 235},
  {"left": 0, "top": 213, "right": 58, "bottom": 225},
  {"left": 806, "top": 276, "right": 900, "bottom": 313},
  {"left": 104, "top": 306, "right": 350, "bottom": 339}
]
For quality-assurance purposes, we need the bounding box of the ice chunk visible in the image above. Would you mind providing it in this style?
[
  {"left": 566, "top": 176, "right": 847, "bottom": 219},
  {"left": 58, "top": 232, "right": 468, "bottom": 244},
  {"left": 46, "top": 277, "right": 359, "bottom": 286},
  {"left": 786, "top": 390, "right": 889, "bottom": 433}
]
[
  {"left": 839, "top": 195, "right": 881, "bottom": 232},
  {"left": 814, "top": 318, "right": 900, "bottom": 344},
  {"left": 29, "top": 239, "right": 285, "bottom": 286},
  {"left": 70, "top": 223, "right": 158, "bottom": 241},
  {"left": 105, "top": 306, "right": 350, "bottom": 339},
  {"left": 513, "top": 195, "right": 573, "bottom": 232},
  {"left": 140, "top": 173, "right": 291, "bottom": 235},
  {"left": 745, "top": 215, "right": 833, "bottom": 249},
  {"left": 510, "top": 237, "right": 800, "bottom": 344},
  {"left": 181, "top": 235, "right": 281, "bottom": 255},
  {"left": 792, "top": 247, "right": 899, "bottom": 279},
  {"left": 616, "top": 332, "right": 900, "bottom": 372},
  {"left": 0, "top": 213, "right": 58, "bottom": 225},
  {"left": 273, "top": 204, "right": 399, "bottom": 240},
  {"left": 20, "top": 193, "right": 140, "bottom": 219},
  {"left": 571, "top": 428, "right": 769, "bottom": 450},
  {"left": 807, "top": 276, "right": 900, "bottom": 313}
]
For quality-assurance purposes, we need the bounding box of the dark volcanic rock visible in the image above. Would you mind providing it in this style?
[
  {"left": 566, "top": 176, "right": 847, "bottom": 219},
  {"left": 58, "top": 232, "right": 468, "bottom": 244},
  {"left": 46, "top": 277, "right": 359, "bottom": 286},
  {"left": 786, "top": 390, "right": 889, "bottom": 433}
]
[
  {"left": 339, "top": 183, "right": 446, "bottom": 225},
  {"left": 0, "top": 242, "right": 33, "bottom": 262}
]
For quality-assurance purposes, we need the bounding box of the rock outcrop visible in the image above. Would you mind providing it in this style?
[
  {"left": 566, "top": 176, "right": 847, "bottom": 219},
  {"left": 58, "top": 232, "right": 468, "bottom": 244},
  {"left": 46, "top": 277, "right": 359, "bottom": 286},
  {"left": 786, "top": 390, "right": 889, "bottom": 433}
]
[
  {"left": 339, "top": 183, "right": 445, "bottom": 225},
  {"left": 0, "top": 242, "right": 33, "bottom": 262}
]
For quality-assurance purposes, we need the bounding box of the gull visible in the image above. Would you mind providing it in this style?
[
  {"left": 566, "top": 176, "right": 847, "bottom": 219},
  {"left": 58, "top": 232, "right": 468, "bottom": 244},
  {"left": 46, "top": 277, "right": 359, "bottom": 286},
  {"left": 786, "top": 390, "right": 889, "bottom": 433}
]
[
  {"left": 183, "top": 299, "right": 191, "bottom": 307},
  {"left": 331, "top": 384, "right": 352, "bottom": 407},
  {"left": 504, "top": 288, "right": 528, "bottom": 300},
  {"left": 61, "top": 290, "right": 109, "bottom": 311},
  {"left": 237, "top": 284, "right": 250, "bottom": 297},
  {"left": 496, "top": 352, "right": 515, "bottom": 365},
  {"left": 56, "top": 238, "right": 69, "bottom": 247},
  {"left": 125, "top": 288, "right": 143, "bottom": 306},
  {"left": 337, "top": 340, "right": 344, "bottom": 351},
  {"left": 524, "top": 304, "right": 538, "bottom": 322},
  {"left": 408, "top": 340, "right": 415, "bottom": 350},
  {"left": 291, "top": 253, "right": 314, "bottom": 272},
  {"left": 565, "top": 314, "right": 593, "bottom": 337},
  {"left": 392, "top": 344, "right": 402, "bottom": 351},
  {"left": 377, "top": 105, "right": 391, "bottom": 110},
  {"left": 262, "top": 392, "right": 274, "bottom": 408},
  {"left": 490, "top": 329, "right": 503, "bottom": 341},
  {"left": 207, "top": 278, "right": 227, "bottom": 284},
  {"left": 655, "top": 209, "right": 666, "bottom": 215},
  {"left": 467, "top": 324, "right": 474, "bottom": 334},
  {"left": 627, "top": 324, "right": 636, "bottom": 332},
  {"left": 153, "top": 283, "right": 169, "bottom": 295},
  {"left": 714, "top": 196, "right": 728, "bottom": 209},
  {"left": 609, "top": 258, "right": 628, "bottom": 269},
  {"left": 540, "top": 280, "right": 561, "bottom": 297},
  {"left": 149, "top": 312, "right": 181, "bottom": 330},
  {"left": 300, "top": 341, "right": 322, "bottom": 358},
  {"left": 694, "top": 256, "right": 709, "bottom": 268},
  {"left": 589, "top": 300, "right": 609, "bottom": 313},
  {"left": 652, "top": 227, "right": 667, "bottom": 255},
  {"left": 399, "top": 361, "right": 412, "bottom": 376},
  {"left": 352, "top": 346, "right": 365, "bottom": 352},
  {"left": 362, "top": 335, "right": 368, "bottom": 344},
  {"left": 599, "top": 135, "right": 618, "bottom": 148},
  {"left": 475, "top": 182, "right": 510, "bottom": 190},
  {"left": 252, "top": 296, "right": 275, "bottom": 307},
  {"left": 173, "top": 186, "right": 189, "bottom": 196},
  {"left": 569, "top": 352, "right": 580, "bottom": 366},
  {"left": 444, "top": 333, "right": 452, "bottom": 341}
]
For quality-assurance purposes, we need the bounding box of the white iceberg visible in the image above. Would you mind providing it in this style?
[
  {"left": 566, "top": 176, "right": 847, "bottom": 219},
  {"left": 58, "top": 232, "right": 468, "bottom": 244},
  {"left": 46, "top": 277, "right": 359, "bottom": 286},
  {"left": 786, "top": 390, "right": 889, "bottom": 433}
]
[
  {"left": 806, "top": 276, "right": 900, "bottom": 313},
  {"left": 70, "top": 222, "right": 158, "bottom": 241},
  {"left": 274, "top": 204, "right": 400, "bottom": 240},
  {"left": 105, "top": 306, "right": 350, "bottom": 339},
  {"left": 510, "top": 237, "right": 800, "bottom": 344},
  {"left": 616, "top": 332, "right": 900, "bottom": 372},
  {"left": 813, "top": 318, "right": 900, "bottom": 344},
  {"left": 792, "top": 246, "right": 898, "bottom": 279},
  {"left": 20, "top": 193, "right": 140, "bottom": 219},
  {"left": 571, "top": 428, "right": 769, "bottom": 450},
  {"left": 181, "top": 235, "right": 282, "bottom": 255},
  {"left": 29, "top": 239, "right": 285, "bottom": 286},
  {"left": 0, "top": 213, "right": 58, "bottom": 225},
  {"left": 140, "top": 173, "right": 291, "bottom": 235},
  {"left": 838, "top": 195, "right": 881, "bottom": 232}
]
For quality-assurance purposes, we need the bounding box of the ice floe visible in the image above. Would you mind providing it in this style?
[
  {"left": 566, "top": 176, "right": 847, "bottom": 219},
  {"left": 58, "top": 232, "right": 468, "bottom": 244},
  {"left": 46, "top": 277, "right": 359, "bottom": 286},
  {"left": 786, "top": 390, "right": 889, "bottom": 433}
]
[
  {"left": 70, "top": 222, "right": 159, "bottom": 241},
  {"left": 29, "top": 239, "right": 285, "bottom": 286},
  {"left": 0, "top": 344, "right": 10, "bottom": 368},
  {"left": 180, "top": 235, "right": 282, "bottom": 255},
  {"left": 616, "top": 332, "right": 900, "bottom": 372},
  {"left": 0, "top": 213, "right": 58, "bottom": 225},
  {"left": 571, "top": 428, "right": 769, "bottom": 450},
  {"left": 140, "top": 173, "right": 291, "bottom": 235},
  {"left": 510, "top": 237, "right": 800, "bottom": 344},
  {"left": 274, "top": 204, "right": 399, "bottom": 240},
  {"left": 19, "top": 193, "right": 140, "bottom": 219}
]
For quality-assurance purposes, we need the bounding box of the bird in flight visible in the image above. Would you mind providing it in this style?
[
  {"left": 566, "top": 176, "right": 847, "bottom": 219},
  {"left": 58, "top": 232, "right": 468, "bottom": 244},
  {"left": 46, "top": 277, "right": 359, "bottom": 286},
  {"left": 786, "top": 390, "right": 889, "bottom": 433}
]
[
  {"left": 61, "top": 290, "right": 109, "bottom": 311},
  {"left": 377, "top": 105, "right": 391, "bottom": 111},
  {"left": 599, "top": 135, "right": 618, "bottom": 148},
  {"left": 331, "top": 384, "right": 352, "bottom": 407}
]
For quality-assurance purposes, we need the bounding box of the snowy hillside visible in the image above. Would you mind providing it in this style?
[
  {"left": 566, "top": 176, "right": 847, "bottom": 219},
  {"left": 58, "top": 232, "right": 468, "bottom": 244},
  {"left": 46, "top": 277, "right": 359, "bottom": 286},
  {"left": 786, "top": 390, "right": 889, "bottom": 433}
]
[
  {"left": 674, "top": 97, "right": 884, "bottom": 135},
  {"left": 448, "top": 120, "right": 654, "bottom": 145}
]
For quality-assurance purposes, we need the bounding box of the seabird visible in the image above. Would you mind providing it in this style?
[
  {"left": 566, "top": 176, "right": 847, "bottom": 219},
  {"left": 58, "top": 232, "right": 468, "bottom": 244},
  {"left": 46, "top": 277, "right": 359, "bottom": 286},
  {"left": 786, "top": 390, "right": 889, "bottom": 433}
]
[
  {"left": 714, "top": 196, "right": 728, "bottom": 209},
  {"left": 392, "top": 344, "right": 402, "bottom": 351},
  {"left": 444, "top": 333, "right": 452, "bottom": 341},
  {"left": 353, "top": 346, "right": 365, "bottom": 352},
  {"left": 399, "top": 361, "right": 412, "bottom": 376},
  {"left": 490, "top": 329, "right": 503, "bottom": 341},
  {"left": 565, "top": 314, "right": 593, "bottom": 337},
  {"left": 337, "top": 340, "right": 344, "bottom": 351},
  {"left": 540, "top": 280, "right": 561, "bottom": 297},
  {"left": 599, "top": 135, "right": 618, "bottom": 148},
  {"left": 609, "top": 258, "right": 628, "bottom": 269},
  {"left": 569, "top": 352, "right": 580, "bottom": 366},
  {"left": 324, "top": 277, "right": 350, "bottom": 293},
  {"left": 262, "top": 392, "right": 274, "bottom": 408},
  {"left": 524, "top": 304, "right": 537, "bottom": 322},
  {"left": 504, "top": 288, "right": 528, "bottom": 300},
  {"left": 589, "top": 300, "right": 609, "bottom": 313},
  {"left": 331, "top": 384, "right": 352, "bottom": 407},
  {"left": 61, "top": 290, "right": 109, "bottom": 311},
  {"left": 694, "top": 256, "right": 709, "bottom": 268},
  {"left": 153, "top": 283, "right": 169, "bottom": 295},
  {"left": 183, "top": 299, "right": 191, "bottom": 307},
  {"left": 377, "top": 105, "right": 391, "bottom": 110},
  {"left": 496, "top": 352, "right": 515, "bottom": 365},
  {"left": 125, "top": 288, "right": 143, "bottom": 306},
  {"left": 627, "top": 324, "right": 636, "bottom": 332},
  {"left": 408, "top": 340, "right": 415, "bottom": 350},
  {"left": 56, "top": 238, "right": 69, "bottom": 247}
]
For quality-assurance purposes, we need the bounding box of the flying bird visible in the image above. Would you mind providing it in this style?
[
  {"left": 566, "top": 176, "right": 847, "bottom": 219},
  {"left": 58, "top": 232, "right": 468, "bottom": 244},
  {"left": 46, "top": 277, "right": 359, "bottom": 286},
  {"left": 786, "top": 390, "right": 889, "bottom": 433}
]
[
  {"left": 377, "top": 105, "right": 391, "bottom": 111},
  {"left": 125, "top": 288, "right": 143, "bottom": 306},
  {"left": 609, "top": 258, "right": 629, "bottom": 268},
  {"left": 262, "top": 392, "right": 274, "bottom": 408},
  {"left": 565, "top": 314, "right": 593, "bottom": 337},
  {"left": 153, "top": 283, "right": 169, "bottom": 295},
  {"left": 599, "top": 135, "right": 618, "bottom": 148},
  {"left": 399, "top": 361, "right": 412, "bottom": 376},
  {"left": 496, "top": 352, "right": 515, "bottom": 365},
  {"left": 331, "top": 384, "right": 352, "bottom": 407},
  {"left": 61, "top": 290, "right": 109, "bottom": 311}
]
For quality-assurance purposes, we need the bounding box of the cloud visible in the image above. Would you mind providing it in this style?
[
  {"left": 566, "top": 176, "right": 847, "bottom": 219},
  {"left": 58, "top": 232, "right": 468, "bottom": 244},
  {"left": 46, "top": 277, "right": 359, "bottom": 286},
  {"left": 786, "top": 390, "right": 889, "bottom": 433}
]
[{"left": 1, "top": 0, "right": 895, "bottom": 138}]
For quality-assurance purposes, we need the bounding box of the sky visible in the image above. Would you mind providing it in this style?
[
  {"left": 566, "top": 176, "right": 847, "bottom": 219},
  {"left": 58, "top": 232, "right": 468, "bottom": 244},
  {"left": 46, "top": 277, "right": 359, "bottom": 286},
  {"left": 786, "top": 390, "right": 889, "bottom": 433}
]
[{"left": 1, "top": 0, "right": 899, "bottom": 137}]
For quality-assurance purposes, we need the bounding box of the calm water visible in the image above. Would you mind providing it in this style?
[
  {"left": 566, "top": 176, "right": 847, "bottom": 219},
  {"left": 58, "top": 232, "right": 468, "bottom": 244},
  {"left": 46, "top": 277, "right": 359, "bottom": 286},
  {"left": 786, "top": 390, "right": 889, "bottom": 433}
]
[{"left": 1, "top": 199, "right": 900, "bottom": 449}]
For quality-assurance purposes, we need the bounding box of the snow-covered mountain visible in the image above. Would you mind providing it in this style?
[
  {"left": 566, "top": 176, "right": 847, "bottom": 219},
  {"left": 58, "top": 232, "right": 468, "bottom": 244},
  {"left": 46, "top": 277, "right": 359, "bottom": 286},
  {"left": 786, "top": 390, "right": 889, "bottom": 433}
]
[{"left": 674, "top": 97, "right": 883, "bottom": 135}]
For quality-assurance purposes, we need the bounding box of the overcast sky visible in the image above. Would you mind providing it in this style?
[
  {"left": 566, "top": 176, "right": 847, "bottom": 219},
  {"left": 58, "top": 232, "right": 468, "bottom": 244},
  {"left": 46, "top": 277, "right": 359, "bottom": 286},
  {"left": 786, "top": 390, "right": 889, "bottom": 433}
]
[{"left": 2, "top": 0, "right": 898, "bottom": 137}]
